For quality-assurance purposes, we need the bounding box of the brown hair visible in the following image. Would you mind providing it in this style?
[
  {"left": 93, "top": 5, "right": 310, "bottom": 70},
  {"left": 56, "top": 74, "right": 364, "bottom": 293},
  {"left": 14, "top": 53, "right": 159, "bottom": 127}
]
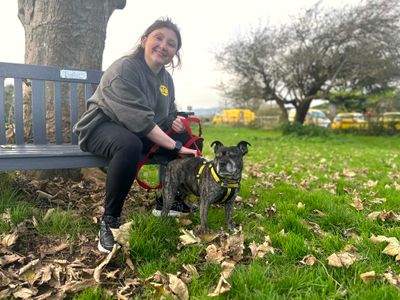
[{"left": 132, "top": 17, "right": 182, "bottom": 70}]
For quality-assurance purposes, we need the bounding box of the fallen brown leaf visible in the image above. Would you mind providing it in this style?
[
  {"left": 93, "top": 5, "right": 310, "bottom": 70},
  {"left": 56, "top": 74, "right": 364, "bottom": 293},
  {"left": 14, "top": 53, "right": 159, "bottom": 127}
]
[
  {"left": 368, "top": 210, "right": 400, "bottom": 222},
  {"left": 327, "top": 252, "right": 357, "bottom": 268},
  {"left": 183, "top": 264, "right": 199, "bottom": 277},
  {"left": 299, "top": 255, "right": 317, "bottom": 266},
  {"left": 382, "top": 242, "right": 400, "bottom": 261},
  {"left": 307, "top": 221, "right": 328, "bottom": 237},
  {"left": 13, "top": 287, "right": 38, "bottom": 299},
  {"left": 221, "top": 260, "right": 235, "bottom": 279},
  {"left": 312, "top": 209, "right": 326, "bottom": 217},
  {"left": 43, "top": 242, "right": 70, "bottom": 256},
  {"left": 223, "top": 231, "right": 245, "bottom": 262},
  {"left": 370, "top": 235, "right": 400, "bottom": 261},
  {"left": 208, "top": 275, "right": 231, "bottom": 297},
  {"left": 350, "top": 195, "right": 364, "bottom": 211},
  {"left": 111, "top": 221, "right": 133, "bottom": 247},
  {"left": 19, "top": 258, "right": 40, "bottom": 275},
  {"left": 1, "top": 231, "right": 18, "bottom": 247},
  {"left": 343, "top": 169, "right": 356, "bottom": 177},
  {"left": 205, "top": 244, "right": 225, "bottom": 264},
  {"left": 168, "top": 273, "right": 189, "bottom": 300},
  {"left": 297, "top": 202, "right": 305, "bottom": 209},
  {"left": 0, "top": 253, "right": 24, "bottom": 267},
  {"left": 360, "top": 271, "right": 376, "bottom": 283},
  {"left": 265, "top": 203, "right": 277, "bottom": 217},
  {"left": 179, "top": 229, "right": 201, "bottom": 247},
  {"left": 93, "top": 243, "right": 120, "bottom": 282},
  {"left": 249, "top": 236, "right": 274, "bottom": 259},
  {"left": 384, "top": 268, "right": 400, "bottom": 288}
]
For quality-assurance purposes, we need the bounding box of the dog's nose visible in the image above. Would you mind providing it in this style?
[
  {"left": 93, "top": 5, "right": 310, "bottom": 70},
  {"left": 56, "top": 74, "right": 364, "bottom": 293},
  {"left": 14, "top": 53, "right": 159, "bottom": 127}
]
[{"left": 226, "top": 161, "right": 236, "bottom": 172}]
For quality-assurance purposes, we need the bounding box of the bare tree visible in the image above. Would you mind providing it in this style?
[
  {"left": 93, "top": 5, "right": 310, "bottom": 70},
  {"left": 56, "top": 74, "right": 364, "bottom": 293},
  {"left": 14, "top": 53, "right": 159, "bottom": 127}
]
[
  {"left": 17, "top": 0, "right": 126, "bottom": 179},
  {"left": 216, "top": 0, "right": 400, "bottom": 123}
]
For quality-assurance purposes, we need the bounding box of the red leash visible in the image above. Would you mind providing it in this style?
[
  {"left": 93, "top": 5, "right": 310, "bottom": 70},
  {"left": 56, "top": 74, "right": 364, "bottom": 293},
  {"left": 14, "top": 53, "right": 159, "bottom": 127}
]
[{"left": 135, "top": 117, "right": 203, "bottom": 191}]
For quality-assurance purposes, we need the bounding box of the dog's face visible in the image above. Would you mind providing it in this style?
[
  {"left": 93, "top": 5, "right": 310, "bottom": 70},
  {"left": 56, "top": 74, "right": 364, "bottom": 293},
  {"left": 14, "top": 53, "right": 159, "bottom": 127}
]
[{"left": 211, "top": 141, "right": 250, "bottom": 180}]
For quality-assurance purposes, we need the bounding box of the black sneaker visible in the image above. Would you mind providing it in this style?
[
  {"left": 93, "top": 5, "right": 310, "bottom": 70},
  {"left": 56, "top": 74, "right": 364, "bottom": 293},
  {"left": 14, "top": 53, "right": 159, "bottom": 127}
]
[
  {"left": 98, "top": 215, "right": 121, "bottom": 253},
  {"left": 152, "top": 195, "right": 197, "bottom": 217},
  {"left": 104, "top": 215, "right": 121, "bottom": 229}
]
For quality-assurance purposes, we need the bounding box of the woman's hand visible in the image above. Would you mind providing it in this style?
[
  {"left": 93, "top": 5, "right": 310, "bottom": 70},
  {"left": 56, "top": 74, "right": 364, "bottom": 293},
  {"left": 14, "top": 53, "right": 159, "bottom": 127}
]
[
  {"left": 172, "top": 116, "right": 186, "bottom": 133},
  {"left": 179, "top": 146, "right": 199, "bottom": 157}
]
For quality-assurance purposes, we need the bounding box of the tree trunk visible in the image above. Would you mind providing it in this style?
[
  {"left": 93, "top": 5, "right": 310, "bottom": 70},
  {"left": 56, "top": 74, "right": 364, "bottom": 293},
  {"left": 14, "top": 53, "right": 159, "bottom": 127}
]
[
  {"left": 275, "top": 99, "right": 288, "bottom": 122},
  {"left": 17, "top": 0, "right": 125, "bottom": 179},
  {"left": 295, "top": 99, "right": 313, "bottom": 124}
]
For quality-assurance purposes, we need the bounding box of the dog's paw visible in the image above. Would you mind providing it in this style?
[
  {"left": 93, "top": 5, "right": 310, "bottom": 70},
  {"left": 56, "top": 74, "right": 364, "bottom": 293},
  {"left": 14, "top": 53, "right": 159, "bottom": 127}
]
[{"left": 227, "top": 226, "right": 238, "bottom": 234}]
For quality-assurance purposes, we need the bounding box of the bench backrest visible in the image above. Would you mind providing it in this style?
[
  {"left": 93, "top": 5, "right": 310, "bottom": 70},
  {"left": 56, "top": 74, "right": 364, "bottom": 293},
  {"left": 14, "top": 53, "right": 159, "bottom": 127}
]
[{"left": 0, "top": 62, "right": 102, "bottom": 146}]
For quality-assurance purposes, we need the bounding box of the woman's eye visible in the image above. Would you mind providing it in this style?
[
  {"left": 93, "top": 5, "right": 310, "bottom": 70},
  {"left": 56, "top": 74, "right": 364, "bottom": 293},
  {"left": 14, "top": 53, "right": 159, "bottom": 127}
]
[{"left": 168, "top": 42, "right": 177, "bottom": 49}]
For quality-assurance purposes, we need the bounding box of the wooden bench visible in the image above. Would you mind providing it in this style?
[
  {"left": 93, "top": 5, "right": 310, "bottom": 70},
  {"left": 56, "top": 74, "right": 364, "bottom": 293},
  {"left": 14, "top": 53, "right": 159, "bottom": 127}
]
[{"left": 0, "top": 62, "right": 176, "bottom": 176}]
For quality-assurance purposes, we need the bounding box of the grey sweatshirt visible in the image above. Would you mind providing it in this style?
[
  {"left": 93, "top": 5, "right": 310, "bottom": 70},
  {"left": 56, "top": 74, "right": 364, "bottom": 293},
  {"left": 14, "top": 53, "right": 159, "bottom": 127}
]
[{"left": 73, "top": 53, "right": 177, "bottom": 151}]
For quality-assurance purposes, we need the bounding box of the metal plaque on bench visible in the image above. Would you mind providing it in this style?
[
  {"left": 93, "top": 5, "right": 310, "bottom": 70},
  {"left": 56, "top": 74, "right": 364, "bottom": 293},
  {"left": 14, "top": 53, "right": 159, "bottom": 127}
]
[{"left": 60, "top": 69, "right": 87, "bottom": 80}]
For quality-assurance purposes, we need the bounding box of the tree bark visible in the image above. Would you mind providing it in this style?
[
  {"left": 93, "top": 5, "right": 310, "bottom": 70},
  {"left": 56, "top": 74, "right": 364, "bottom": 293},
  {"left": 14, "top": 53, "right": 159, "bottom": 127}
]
[
  {"left": 17, "top": 0, "right": 125, "bottom": 179},
  {"left": 18, "top": 0, "right": 125, "bottom": 69}
]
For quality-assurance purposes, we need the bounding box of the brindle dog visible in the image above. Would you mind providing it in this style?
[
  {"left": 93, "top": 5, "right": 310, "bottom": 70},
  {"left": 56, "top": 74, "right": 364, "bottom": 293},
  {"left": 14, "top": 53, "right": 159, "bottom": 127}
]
[{"left": 162, "top": 141, "right": 250, "bottom": 232}]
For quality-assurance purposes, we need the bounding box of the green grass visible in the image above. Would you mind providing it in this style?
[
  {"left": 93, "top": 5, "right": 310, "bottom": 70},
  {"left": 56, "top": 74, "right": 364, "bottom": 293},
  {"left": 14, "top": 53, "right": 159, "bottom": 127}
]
[
  {"left": 36, "top": 208, "right": 95, "bottom": 240},
  {"left": 72, "top": 288, "right": 113, "bottom": 300},
  {"left": 0, "top": 179, "right": 34, "bottom": 233},
  {"left": 2, "top": 125, "right": 400, "bottom": 299}
]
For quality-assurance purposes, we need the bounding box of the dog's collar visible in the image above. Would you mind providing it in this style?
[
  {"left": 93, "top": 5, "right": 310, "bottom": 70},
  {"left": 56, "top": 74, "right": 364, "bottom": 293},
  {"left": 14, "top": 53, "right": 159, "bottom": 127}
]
[
  {"left": 196, "top": 161, "right": 238, "bottom": 204},
  {"left": 196, "top": 161, "right": 240, "bottom": 188}
]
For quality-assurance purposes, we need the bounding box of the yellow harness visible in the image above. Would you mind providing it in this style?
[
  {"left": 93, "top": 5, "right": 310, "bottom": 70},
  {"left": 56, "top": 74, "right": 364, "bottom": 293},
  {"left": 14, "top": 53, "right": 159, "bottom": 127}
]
[{"left": 196, "top": 161, "right": 239, "bottom": 203}]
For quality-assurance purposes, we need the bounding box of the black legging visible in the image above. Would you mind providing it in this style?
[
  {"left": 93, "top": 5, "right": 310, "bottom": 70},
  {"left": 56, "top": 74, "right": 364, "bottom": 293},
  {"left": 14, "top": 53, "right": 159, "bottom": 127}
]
[{"left": 85, "top": 121, "right": 202, "bottom": 217}]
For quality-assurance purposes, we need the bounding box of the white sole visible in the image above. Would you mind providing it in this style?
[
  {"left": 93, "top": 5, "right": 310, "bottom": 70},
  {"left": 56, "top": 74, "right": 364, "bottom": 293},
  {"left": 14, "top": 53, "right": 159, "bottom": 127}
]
[
  {"left": 97, "top": 240, "right": 112, "bottom": 253},
  {"left": 152, "top": 209, "right": 188, "bottom": 217}
]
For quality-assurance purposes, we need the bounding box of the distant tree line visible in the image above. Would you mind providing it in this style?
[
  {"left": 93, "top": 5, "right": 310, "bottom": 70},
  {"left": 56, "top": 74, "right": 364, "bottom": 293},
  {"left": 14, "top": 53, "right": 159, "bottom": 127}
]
[{"left": 216, "top": 0, "right": 400, "bottom": 123}]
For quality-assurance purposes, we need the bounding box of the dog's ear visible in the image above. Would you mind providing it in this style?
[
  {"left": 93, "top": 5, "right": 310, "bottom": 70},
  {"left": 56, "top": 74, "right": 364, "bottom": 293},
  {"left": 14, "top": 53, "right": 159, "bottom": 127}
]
[
  {"left": 237, "top": 141, "right": 251, "bottom": 155},
  {"left": 211, "top": 140, "right": 223, "bottom": 153}
]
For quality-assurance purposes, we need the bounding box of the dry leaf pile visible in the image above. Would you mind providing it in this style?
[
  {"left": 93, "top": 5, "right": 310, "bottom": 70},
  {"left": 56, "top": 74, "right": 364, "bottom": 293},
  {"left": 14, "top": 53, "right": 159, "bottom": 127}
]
[{"left": 205, "top": 231, "right": 245, "bottom": 297}]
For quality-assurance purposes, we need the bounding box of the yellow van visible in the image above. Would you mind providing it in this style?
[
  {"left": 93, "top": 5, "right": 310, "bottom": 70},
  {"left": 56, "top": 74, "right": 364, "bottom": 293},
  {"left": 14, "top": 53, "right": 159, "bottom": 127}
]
[
  {"left": 288, "top": 109, "right": 331, "bottom": 128},
  {"left": 331, "top": 112, "right": 367, "bottom": 130},
  {"left": 381, "top": 112, "right": 400, "bottom": 130},
  {"left": 212, "top": 109, "right": 255, "bottom": 125}
]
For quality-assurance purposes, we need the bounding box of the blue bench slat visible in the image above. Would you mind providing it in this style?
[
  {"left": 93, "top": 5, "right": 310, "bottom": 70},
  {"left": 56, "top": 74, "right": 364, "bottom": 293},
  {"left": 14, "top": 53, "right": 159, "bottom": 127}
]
[
  {"left": 54, "top": 81, "right": 63, "bottom": 144},
  {"left": 0, "top": 62, "right": 102, "bottom": 84},
  {"left": 0, "top": 78, "right": 5, "bottom": 144},
  {"left": 70, "top": 82, "right": 78, "bottom": 145},
  {"left": 31, "top": 80, "right": 47, "bottom": 144},
  {"left": 14, "top": 78, "right": 24, "bottom": 145},
  {"left": 84, "top": 84, "right": 94, "bottom": 101}
]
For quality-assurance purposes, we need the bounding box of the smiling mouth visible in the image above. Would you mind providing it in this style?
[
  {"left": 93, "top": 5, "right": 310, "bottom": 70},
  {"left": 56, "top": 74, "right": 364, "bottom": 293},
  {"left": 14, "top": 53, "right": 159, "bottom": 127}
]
[{"left": 153, "top": 49, "right": 167, "bottom": 58}]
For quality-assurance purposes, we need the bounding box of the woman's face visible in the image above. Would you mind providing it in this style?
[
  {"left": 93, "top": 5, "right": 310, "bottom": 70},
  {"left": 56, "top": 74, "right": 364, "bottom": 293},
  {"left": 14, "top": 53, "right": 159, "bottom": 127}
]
[{"left": 141, "top": 27, "right": 178, "bottom": 73}]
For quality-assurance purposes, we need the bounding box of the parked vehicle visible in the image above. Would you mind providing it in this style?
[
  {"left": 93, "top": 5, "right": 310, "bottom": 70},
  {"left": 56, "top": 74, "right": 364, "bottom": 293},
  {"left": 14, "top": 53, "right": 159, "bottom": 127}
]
[
  {"left": 288, "top": 109, "right": 331, "bottom": 128},
  {"left": 331, "top": 112, "right": 367, "bottom": 130},
  {"left": 381, "top": 112, "right": 400, "bottom": 130},
  {"left": 212, "top": 109, "right": 255, "bottom": 125}
]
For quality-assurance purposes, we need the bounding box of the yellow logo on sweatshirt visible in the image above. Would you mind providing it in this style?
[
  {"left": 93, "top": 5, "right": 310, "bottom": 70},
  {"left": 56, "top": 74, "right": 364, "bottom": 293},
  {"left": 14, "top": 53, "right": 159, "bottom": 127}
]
[{"left": 159, "top": 85, "right": 169, "bottom": 96}]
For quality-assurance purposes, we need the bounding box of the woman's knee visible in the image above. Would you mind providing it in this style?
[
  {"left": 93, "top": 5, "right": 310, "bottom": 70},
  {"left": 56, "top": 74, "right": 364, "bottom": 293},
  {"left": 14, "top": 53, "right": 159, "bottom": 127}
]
[{"left": 117, "top": 140, "right": 143, "bottom": 161}]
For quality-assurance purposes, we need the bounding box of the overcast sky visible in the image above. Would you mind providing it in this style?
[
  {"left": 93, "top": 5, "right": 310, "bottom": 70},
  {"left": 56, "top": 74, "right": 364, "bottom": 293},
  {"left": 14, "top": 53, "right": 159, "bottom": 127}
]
[{"left": 0, "top": 0, "right": 360, "bottom": 110}]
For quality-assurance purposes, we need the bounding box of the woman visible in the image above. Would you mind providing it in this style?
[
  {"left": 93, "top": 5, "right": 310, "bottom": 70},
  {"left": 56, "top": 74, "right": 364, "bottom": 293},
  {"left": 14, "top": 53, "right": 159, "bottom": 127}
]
[{"left": 74, "top": 18, "right": 201, "bottom": 253}]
